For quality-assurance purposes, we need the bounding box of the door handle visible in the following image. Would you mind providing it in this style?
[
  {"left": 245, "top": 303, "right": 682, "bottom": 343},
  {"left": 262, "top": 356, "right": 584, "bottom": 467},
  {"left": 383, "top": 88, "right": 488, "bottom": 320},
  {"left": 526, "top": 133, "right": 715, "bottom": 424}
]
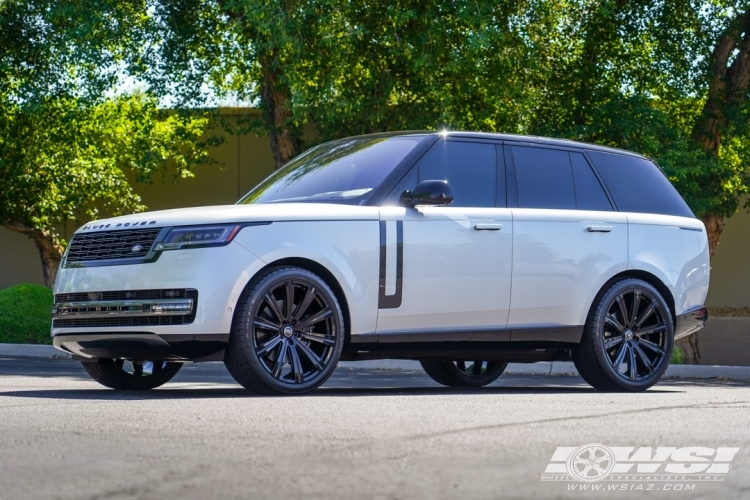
[
  {"left": 474, "top": 224, "right": 503, "bottom": 231},
  {"left": 587, "top": 225, "right": 612, "bottom": 232}
]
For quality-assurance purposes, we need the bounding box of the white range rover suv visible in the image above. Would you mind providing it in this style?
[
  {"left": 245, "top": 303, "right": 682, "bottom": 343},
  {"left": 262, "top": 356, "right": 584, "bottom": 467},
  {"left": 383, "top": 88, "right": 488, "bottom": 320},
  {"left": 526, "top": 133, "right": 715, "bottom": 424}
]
[{"left": 52, "top": 131, "right": 710, "bottom": 394}]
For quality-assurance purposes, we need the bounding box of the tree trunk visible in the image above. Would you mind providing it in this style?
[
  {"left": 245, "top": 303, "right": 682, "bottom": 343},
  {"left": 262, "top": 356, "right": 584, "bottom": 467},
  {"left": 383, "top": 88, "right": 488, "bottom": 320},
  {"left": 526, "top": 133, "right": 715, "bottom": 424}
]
[
  {"left": 702, "top": 213, "right": 725, "bottom": 259},
  {"left": 259, "top": 54, "right": 301, "bottom": 169},
  {"left": 3, "top": 222, "right": 63, "bottom": 288},
  {"left": 676, "top": 335, "right": 700, "bottom": 365},
  {"left": 217, "top": 1, "right": 302, "bottom": 169}
]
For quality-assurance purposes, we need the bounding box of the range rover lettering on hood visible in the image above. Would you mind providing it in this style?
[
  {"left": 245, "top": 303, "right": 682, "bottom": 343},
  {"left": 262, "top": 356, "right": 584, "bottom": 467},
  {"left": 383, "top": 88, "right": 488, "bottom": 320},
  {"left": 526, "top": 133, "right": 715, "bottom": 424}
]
[{"left": 81, "top": 221, "right": 158, "bottom": 231}]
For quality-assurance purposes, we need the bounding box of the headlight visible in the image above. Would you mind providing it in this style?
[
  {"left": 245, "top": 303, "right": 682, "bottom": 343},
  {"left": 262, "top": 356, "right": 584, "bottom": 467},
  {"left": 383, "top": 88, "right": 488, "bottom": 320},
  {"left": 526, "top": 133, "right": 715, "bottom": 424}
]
[{"left": 154, "top": 224, "right": 241, "bottom": 251}]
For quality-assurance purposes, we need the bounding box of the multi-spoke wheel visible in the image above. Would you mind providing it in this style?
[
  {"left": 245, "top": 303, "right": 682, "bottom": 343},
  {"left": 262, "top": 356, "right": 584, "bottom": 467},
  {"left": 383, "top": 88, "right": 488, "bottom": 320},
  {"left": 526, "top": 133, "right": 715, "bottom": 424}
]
[
  {"left": 574, "top": 278, "right": 674, "bottom": 392},
  {"left": 225, "top": 266, "right": 345, "bottom": 395},
  {"left": 420, "top": 359, "right": 508, "bottom": 387},
  {"left": 81, "top": 359, "right": 182, "bottom": 390}
]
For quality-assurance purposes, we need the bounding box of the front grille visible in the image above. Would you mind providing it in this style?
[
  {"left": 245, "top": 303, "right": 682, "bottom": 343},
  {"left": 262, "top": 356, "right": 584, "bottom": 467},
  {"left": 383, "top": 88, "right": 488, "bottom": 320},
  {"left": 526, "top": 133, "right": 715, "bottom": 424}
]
[
  {"left": 66, "top": 228, "right": 161, "bottom": 263},
  {"left": 53, "top": 289, "right": 198, "bottom": 328}
]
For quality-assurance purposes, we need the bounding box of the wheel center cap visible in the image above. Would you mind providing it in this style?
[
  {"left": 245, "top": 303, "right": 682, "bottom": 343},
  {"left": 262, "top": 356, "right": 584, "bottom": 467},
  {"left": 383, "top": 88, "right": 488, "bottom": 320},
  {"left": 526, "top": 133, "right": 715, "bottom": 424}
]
[
  {"left": 282, "top": 325, "right": 294, "bottom": 338},
  {"left": 624, "top": 330, "right": 634, "bottom": 341}
]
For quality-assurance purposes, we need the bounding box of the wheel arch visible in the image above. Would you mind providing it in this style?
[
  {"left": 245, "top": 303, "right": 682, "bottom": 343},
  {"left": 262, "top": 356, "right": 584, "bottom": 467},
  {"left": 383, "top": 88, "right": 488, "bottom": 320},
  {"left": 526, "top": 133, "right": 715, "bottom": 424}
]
[
  {"left": 586, "top": 270, "right": 676, "bottom": 330},
  {"left": 232, "top": 257, "right": 353, "bottom": 347}
]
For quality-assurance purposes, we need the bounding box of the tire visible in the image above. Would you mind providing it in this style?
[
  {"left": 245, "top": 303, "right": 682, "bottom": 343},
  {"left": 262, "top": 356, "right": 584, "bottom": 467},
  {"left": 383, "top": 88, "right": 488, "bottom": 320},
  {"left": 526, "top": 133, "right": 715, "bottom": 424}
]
[
  {"left": 225, "top": 266, "right": 345, "bottom": 395},
  {"left": 420, "top": 359, "right": 508, "bottom": 387},
  {"left": 81, "top": 359, "right": 182, "bottom": 390},
  {"left": 573, "top": 278, "right": 674, "bottom": 392}
]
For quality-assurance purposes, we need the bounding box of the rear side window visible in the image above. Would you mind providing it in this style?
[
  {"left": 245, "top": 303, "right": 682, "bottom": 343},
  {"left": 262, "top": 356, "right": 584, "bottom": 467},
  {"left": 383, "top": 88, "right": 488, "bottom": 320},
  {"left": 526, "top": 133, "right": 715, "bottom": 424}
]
[
  {"left": 570, "top": 153, "right": 612, "bottom": 211},
  {"left": 418, "top": 141, "right": 496, "bottom": 207},
  {"left": 512, "top": 146, "right": 576, "bottom": 209},
  {"left": 586, "top": 151, "right": 694, "bottom": 218}
]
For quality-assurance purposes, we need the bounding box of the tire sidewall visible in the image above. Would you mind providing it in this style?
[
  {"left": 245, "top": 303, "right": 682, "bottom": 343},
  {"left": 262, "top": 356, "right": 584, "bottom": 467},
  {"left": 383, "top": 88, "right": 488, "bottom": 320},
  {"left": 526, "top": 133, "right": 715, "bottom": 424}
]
[
  {"left": 234, "top": 267, "right": 345, "bottom": 394},
  {"left": 82, "top": 359, "right": 182, "bottom": 390},
  {"left": 591, "top": 279, "right": 674, "bottom": 391},
  {"left": 448, "top": 361, "right": 508, "bottom": 387}
]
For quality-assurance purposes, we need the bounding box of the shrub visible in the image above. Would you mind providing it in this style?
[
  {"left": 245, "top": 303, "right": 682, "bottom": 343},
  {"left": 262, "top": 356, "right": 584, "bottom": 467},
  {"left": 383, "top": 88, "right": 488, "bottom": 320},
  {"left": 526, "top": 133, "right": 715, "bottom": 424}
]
[
  {"left": 670, "top": 345, "right": 685, "bottom": 365},
  {"left": 0, "top": 284, "right": 52, "bottom": 344}
]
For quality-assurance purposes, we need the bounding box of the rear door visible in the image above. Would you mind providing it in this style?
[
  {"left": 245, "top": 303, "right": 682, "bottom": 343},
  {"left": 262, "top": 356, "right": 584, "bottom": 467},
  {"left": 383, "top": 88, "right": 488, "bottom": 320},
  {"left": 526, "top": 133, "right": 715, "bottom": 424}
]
[{"left": 507, "top": 145, "right": 627, "bottom": 340}]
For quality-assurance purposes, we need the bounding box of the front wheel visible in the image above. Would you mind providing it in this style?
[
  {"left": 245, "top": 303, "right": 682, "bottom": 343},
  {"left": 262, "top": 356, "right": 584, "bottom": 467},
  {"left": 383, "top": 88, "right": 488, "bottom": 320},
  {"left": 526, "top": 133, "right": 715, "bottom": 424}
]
[
  {"left": 81, "top": 359, "right": 182, "bottom": 390},
  {"left": 420, "top": 360, "right": 508, "bottom": 387},
  {"left": 573, "top": 278, "right": 674, "bottom": 392},
  {"left": 225, "top": 266, "right": 345, "bottom": 395}
]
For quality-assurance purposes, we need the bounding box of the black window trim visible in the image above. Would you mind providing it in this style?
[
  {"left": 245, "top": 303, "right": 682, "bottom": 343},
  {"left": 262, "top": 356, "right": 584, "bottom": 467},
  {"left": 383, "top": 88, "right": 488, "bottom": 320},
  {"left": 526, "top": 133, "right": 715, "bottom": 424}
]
[
  {"left": 581, "top": 150, "right": 619, "bottom": 211},
  {"left": 503, "top": 142, "right": 620, "bottom": 212},
  {"left": 503, "top": 144, "right": 519, "bottom": 208}
]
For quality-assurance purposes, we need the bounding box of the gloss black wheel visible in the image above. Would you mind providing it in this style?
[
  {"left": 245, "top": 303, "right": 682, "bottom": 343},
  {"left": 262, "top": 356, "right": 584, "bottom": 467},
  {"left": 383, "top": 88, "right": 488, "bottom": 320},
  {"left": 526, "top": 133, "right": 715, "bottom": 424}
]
[
  {"left": 574, "top": 278, "right": 674, "bottom": 392},
  {"left": 81, "top": 359, "right": 182, "bottom": 390},
  {"left": 225, "top": 266, "right": 345, "bottom": 395},
  {"left": 420, "top": 359, "right": 508, "bottom": 387}
]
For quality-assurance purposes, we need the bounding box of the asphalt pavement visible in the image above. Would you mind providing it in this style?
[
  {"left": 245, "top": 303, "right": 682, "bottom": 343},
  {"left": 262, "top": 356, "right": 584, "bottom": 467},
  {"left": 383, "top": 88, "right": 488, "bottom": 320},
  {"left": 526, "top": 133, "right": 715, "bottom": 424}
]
[{"left": 0, "top": 356, "right": 749, "bottom": 500}]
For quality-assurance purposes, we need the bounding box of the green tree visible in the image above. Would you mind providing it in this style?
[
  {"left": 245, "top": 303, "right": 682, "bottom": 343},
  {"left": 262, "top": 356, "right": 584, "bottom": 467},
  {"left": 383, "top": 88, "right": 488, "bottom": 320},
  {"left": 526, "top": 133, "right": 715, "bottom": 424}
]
[
  {"left": 141, "top": 1, "right": 550, "bottom": 165},
  {"left": 0, "top": 95, "right": 214, "bottom": 287},
  {"left": 0, "top": 0, "right": 216, "bottom": 287}
]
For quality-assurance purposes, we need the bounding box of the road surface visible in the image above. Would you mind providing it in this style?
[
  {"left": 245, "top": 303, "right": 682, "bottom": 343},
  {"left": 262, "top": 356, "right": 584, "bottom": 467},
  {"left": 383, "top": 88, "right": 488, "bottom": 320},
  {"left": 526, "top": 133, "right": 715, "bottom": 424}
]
[{"left": 0, "top": 356, "right": 748, "bottom": 499}]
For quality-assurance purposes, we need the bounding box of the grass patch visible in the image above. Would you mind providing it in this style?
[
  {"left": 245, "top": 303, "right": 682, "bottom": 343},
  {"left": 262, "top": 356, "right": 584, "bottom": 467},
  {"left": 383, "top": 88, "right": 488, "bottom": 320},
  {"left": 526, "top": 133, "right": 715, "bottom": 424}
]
[
  {"left": 670, "top": 346, "right": 685, "bottom": 365},
  {"left": 0, "top": 284, "right": 53, "bottom": 344}
]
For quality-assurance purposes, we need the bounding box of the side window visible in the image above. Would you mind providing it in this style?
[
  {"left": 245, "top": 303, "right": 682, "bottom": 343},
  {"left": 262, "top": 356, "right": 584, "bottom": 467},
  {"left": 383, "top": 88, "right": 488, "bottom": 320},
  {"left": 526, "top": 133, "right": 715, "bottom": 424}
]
[
  {"left": 418, "top": 141, "right": 496, "bottom": 207},
  {"left": 512, "top": 146, "right": 576, "bottom": 209},
  {"left": 570, "top": 152, "right": 612, "bottom": 211},
  {"left": 587, "top": 151, "right": 694, "bottom": 218}
]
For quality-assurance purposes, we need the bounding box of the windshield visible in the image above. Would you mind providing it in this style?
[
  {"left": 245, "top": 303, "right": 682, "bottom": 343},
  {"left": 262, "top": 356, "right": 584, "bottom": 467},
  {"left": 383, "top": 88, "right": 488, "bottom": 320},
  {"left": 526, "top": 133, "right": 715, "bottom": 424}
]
[{"left": 238, "top": 136, "right": 425, "bottom": 205}]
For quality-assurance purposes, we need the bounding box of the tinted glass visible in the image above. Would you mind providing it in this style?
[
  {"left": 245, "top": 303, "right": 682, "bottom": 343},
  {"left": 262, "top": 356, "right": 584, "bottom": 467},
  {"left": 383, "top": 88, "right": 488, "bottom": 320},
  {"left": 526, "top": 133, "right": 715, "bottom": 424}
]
[
  {"left": 587, "top": 151, "right": 694, "bottom": 217},
  {"left": 512, "top": 146, "right": 576, "bottom": 209},
  {"left": 418, "top": 141, "right": 496, "bottom": 207},
  {"left": 570, "top": 152, "right": 612, "bottom": 211},
  {"left": 239, "top": 136, "right": 424, "bottom": 205}
]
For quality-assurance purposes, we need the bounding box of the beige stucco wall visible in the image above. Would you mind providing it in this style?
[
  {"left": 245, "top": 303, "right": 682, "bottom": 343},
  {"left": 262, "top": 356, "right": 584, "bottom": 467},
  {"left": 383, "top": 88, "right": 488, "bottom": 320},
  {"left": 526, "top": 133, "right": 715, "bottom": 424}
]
[
  {"left": 2, "top": 117, "right": 750, "bottom": 308},
  {"left": 704, "top": 204, "right": 750, "bottom": 307}
]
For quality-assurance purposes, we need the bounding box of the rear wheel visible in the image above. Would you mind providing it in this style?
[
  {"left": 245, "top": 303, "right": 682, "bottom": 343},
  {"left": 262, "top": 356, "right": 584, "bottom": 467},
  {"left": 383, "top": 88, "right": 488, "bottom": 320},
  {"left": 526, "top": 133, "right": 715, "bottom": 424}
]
[
  {"left": 81, "top": 359, "right": 182, "bottom": 390},
  {"left": 225, "top": 266, "right": 345, "bottom": 395},
  {"left": 574, "top": 278, "right": 673, "bottom": 392},
  {"left": 420, "top": 359, "right": 508, "bottom": 387}
]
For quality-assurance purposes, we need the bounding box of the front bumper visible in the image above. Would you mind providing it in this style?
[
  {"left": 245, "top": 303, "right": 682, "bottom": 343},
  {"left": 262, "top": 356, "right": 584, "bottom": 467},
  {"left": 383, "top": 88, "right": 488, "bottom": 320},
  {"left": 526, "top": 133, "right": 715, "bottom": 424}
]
[
  {"left": 52, "top": 240, "right": 267, "bottom": 353},
  {"left": 53, "top": 333, "right": 229, "bottom": 361}
]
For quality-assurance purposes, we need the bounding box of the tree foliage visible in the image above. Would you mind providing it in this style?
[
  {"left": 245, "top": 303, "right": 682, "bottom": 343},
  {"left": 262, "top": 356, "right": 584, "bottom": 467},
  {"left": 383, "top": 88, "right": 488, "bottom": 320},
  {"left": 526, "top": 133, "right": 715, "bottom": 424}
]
[{"left": 0, "top": 0, "right": 215, "bottom": 287}]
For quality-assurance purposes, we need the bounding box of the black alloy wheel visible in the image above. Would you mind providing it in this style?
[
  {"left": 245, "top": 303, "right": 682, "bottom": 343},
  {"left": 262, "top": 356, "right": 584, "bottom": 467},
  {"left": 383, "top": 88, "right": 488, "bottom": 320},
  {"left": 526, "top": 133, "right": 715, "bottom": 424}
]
[
  {"left": 225, "top": 267, "right": 345, "bottom": 395},
  {"left": 81, "top": 359, "right": 182, "bottom": 390},
  {"left": 420, "top": 359, "right": 508, "bottom": 387},
  {"left": 574, "top": 278, "right": 674, "bottom": 392}
]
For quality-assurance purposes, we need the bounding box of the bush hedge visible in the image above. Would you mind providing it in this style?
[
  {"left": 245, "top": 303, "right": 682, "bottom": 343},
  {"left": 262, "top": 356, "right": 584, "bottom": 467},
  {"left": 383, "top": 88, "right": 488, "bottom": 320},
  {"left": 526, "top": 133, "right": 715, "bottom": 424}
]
[{"left": 0, "top": 284, "right": 53, "bottom": 344}]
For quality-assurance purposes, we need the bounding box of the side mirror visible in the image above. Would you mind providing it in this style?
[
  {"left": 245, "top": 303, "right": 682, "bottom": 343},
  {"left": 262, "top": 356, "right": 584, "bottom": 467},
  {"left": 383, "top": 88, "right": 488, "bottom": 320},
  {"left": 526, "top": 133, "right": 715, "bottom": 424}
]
[{"left": 399, "top": 180, "right": 454, "bottom": 207}]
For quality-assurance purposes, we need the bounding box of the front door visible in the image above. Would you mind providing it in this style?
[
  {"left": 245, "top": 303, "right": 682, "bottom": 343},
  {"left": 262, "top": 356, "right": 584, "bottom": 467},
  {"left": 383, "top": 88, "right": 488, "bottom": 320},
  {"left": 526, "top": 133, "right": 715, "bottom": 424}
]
[{"left": 376, "top": 139, "right": 512, "bottom": 340}]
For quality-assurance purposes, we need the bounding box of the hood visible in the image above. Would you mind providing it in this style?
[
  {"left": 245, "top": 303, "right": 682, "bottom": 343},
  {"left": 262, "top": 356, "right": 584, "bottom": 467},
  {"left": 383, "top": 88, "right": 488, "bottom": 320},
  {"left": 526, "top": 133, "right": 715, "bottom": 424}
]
[{"left": 74, "top": 203, "right": 380, "bottom": 234}]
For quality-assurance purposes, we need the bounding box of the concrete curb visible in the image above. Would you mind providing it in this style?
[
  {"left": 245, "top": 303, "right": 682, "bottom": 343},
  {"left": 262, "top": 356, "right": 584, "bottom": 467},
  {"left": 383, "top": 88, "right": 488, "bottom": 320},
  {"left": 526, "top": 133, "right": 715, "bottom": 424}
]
[
  {"left": 337, "top": 360, "right": 750, "bottom": 380},
  {"left": 3, "top": 343, "right": 750, "bottom": 380},
  {"left": 0, "top": 343, "right": 70, "bottom": 359}
]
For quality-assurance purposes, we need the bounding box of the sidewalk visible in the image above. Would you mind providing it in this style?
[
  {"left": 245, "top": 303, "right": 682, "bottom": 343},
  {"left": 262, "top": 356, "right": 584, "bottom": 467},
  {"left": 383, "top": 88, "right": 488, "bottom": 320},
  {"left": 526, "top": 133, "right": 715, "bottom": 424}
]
[{"left": 3, "top": 343, "right": 750, "bottom": 380}]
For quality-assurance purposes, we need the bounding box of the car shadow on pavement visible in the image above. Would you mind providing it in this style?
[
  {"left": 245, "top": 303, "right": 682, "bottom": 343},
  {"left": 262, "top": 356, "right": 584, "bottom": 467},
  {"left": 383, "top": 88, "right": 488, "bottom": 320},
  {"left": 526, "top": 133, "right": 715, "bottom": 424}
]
[{"left": 0, "top": 383, "right": 683, "bottom": 401}]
